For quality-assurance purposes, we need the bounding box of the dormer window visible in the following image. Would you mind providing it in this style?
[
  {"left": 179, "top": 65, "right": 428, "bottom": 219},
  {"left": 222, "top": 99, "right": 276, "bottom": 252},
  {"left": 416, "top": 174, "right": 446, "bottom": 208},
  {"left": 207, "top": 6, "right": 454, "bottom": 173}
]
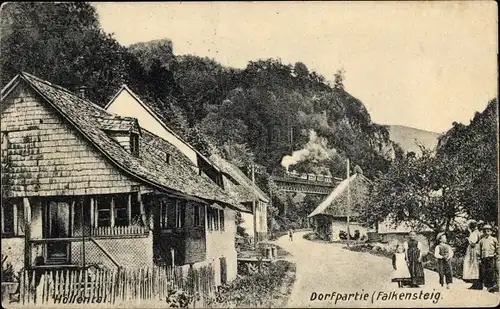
[{"left": 130, "top": 133, "right": 140, "bottom": 156}]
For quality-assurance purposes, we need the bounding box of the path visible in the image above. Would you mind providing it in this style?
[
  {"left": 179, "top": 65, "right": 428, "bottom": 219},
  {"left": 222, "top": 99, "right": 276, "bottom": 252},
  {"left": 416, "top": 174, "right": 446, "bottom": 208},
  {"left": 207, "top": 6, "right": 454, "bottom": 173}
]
[{"left": 272, "top": 231, "right": 499, "bottom": 308}]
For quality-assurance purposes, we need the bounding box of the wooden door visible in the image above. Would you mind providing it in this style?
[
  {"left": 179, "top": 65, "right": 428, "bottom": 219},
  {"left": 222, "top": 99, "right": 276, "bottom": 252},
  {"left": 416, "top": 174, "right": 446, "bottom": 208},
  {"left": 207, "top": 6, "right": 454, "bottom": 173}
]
[{"left": 45, "top": 201, "right": 71, "bottom": 264}]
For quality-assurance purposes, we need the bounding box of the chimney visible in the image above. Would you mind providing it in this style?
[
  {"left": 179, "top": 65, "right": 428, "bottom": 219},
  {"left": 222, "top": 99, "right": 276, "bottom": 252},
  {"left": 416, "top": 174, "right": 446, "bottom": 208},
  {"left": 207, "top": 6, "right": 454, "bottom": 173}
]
[{"left": 77, "top": 86, "right": 88, "bottom": 99}]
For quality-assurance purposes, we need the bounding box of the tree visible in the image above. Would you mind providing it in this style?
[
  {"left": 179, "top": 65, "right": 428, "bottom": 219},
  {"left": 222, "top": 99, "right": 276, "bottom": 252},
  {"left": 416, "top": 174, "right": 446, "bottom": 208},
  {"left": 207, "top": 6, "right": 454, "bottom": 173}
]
[
  {"left": 333, "top": 68, "right": 346, "bottom": 90},
  {"left": 436, "top": 99, "right": 498, "bottom": 223},
  {"left": 0, "top": 2, "right": 146, "bottom": 104},
  {"left": 360, "top": 147, "right": 466, "bottom": 235}
]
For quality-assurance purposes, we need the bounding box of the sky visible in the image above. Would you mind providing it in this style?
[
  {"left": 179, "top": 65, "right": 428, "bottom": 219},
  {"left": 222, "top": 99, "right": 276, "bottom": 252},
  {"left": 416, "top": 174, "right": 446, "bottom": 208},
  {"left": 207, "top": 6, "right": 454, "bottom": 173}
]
[{"left": 92, "top": 2, "right": 498, "bottom": 133}]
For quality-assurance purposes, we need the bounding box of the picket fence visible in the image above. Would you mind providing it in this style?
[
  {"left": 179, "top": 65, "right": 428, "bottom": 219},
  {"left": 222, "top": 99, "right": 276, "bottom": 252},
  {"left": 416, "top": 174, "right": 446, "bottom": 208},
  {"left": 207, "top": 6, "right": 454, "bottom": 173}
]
[{"left": 14, "top": 264, "right": 216, "bottom": 307}]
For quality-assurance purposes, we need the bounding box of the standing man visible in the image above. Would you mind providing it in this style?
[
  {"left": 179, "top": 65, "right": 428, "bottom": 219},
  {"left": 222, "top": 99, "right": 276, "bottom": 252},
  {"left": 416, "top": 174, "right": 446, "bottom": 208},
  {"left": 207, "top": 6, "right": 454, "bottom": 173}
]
[
  {"left": 479, "top": 224, "right": 498, "bottom": 292},
  {"left": 289, "top": 228, "right": 294, "bottom": 242}
]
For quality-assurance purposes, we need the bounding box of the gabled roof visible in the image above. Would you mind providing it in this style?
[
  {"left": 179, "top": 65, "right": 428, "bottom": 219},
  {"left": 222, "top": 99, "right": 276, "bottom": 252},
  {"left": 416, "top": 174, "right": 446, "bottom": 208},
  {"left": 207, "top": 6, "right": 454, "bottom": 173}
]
[
  {"left": 1, "top": 72, "right": 249, "bottom": 213},
  {"left": 308, "top": 173, "right": 372, "bottom": 218},
  {"left": 210, "top": 154, "right": 270, "bottom": 203},
  {"left": 106, "top": 85, "right": 221, "bottom": 173}
]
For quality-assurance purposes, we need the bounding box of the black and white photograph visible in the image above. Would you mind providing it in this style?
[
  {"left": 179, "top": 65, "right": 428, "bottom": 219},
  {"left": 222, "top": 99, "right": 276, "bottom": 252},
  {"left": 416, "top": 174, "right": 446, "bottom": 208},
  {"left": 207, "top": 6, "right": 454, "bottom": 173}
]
[{"left": 0, "top": 1, "right": 498, "bottom": 308}]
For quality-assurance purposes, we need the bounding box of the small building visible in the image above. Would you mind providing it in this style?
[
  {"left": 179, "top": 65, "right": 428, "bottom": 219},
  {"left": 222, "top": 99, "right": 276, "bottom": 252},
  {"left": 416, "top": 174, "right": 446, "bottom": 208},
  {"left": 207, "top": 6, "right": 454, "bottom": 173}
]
[
  {"left": 308, "top": 173, "right": 373, "bottom": 241},
  {"left": 373, "top": 218, "right": 433, "bottom": 254},
  {"left": 1, "top": 73, "right": 249, "bottom": 286},
  {"left": 210, "top": 155, "right": 270, "bottom": 242}
]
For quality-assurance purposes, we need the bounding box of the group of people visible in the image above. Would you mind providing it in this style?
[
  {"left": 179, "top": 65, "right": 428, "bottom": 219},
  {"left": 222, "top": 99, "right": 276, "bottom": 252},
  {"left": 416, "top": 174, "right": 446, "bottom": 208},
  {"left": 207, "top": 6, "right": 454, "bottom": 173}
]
[
  {"left": 391, "top": 222, "right": 498, "bottom": 292},
  {"left": 462, "top": 220, "right": 498, "bottom": 292}
]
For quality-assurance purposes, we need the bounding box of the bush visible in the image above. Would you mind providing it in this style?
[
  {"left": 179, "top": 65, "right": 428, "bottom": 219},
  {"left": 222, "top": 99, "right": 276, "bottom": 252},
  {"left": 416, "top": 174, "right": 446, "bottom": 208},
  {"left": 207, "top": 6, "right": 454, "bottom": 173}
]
[
  {"left": 303, "top": 232, "right": 316, "bottom": 240},
  {"left": 209, "top": 260, "right": 296, "bottom": 308},
  {"left": 165, "top": 288, "right": 198, "bottom": 308},
  {"left": 1, "top": 256, "right": 17, "bottom": 283}
]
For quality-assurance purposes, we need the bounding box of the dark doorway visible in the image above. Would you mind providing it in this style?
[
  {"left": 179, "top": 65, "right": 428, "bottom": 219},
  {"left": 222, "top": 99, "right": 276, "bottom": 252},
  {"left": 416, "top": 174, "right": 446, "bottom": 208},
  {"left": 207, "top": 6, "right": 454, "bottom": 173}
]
[
  {"left": 220, "top": 257, "right": 227, "bottom": 285},
  {"left": 45, "top": 201, "right": 71, "bottom": 264}
]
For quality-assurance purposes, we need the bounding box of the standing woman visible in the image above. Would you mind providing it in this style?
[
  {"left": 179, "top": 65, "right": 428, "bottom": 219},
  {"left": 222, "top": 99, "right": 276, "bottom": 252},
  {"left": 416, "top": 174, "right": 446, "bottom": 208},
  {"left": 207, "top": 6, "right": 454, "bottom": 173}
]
[
  {"left": 404, "top": 231, "right": 426, "bottom": 287},
  {"left": 463, "top": 220, "right": 482, "bottom": 289}
]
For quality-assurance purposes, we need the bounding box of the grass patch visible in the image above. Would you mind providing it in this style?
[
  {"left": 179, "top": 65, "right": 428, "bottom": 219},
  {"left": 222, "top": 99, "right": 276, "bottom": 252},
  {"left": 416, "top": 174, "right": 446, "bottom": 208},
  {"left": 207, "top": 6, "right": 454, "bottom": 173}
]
[{"left": 209, "top": 260, "right": 296, "bottom": 308}]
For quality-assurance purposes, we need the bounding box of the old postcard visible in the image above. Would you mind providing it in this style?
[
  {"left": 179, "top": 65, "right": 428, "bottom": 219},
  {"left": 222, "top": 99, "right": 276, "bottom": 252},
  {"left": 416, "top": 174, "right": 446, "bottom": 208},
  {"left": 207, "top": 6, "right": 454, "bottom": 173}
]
[{"left": 0, "top": 1, "right": 498, "bottom": 308}]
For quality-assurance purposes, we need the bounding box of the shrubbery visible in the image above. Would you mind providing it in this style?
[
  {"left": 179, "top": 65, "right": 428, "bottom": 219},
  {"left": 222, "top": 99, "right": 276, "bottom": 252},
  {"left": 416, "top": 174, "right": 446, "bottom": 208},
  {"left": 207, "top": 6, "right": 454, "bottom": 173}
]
[
  {"left": 1, "top": 256, "right": 17, "bottom": 282},
  {"left": 165, "top": 289, "right": 198, "bottom": 308},
  {"left": 209, "top": 260, "right": 296, "bottom": 308}
]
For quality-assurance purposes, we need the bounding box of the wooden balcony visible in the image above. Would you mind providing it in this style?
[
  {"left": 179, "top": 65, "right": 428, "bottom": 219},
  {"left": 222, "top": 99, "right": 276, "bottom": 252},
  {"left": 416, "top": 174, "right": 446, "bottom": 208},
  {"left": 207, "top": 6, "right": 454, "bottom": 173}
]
[{"left": 90, "top": 225, "right": 149, "bottom": 237}]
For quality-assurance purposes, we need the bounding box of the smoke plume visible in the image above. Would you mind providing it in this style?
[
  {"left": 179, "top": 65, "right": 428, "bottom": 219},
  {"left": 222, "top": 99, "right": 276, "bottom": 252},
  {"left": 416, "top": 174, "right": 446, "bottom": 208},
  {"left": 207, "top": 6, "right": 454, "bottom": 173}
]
[{"left": 281, "top": 130, "right": 336, "bottom": 172}]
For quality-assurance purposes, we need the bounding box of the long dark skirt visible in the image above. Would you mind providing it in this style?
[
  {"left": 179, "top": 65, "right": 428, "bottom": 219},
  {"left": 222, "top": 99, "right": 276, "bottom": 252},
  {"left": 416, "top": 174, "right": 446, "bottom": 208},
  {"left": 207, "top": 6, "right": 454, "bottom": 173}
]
[{"left": 407, "top": 247, "right": 425, "bottom": 285}]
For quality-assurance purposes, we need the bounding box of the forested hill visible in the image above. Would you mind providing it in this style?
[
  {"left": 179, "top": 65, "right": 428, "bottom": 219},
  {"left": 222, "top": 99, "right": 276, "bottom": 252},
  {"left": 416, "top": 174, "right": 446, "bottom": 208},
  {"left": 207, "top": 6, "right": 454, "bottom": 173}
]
[
  {"left": 128, "top": 41, "right": 398, "bottom": 180},
  {"left": 0, "top": 2, "right": 397, "bottom": 182}
]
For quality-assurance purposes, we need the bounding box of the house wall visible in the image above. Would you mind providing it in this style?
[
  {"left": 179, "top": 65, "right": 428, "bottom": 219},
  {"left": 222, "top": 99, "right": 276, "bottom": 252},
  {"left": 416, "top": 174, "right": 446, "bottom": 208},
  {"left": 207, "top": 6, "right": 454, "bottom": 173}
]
[
  {"left": 256, "top": 201, "right": 268, "bottom": 240},
  {"left": 105, "top": 90, "right": 198, "bottom": 165},
  {"left": 204, "top": 207, "right": 237, "bottom": 285},
  {"left": 1, "top": 84, "right": 142, "bottom": 197},
  {"left": 240, "top": 201, "right": 267, "bottom": 241},
  {"left": 241, "top": 212, "right": 255, "bottom": 238}
]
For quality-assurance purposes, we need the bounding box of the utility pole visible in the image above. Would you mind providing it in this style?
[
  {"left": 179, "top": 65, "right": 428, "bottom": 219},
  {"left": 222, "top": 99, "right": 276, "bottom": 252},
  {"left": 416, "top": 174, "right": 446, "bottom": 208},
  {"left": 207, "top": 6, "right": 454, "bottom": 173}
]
[
  {"left": 252, "top": 164, "right": 258, "bottom": 249},
  {"left": 346, "top": 158, "right": 351, "bottom": 247}
]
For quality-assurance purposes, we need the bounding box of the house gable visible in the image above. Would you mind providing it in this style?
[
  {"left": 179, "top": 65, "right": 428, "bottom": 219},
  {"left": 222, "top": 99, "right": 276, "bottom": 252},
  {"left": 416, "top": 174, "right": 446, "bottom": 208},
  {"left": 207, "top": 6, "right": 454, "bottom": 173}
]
[
  {"left": 1, "top": 81, "right": 144, "bottom": 197},
  {"left": 105, "top": 86, "right": 198, "bottom": 165}
]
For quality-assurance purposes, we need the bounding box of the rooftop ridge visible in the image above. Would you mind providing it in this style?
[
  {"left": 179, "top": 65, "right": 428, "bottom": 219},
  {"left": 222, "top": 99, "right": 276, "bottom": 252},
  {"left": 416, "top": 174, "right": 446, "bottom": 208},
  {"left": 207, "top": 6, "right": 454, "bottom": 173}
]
[{"left": 20, "top": 71, "right": 123, "bottom": 117}]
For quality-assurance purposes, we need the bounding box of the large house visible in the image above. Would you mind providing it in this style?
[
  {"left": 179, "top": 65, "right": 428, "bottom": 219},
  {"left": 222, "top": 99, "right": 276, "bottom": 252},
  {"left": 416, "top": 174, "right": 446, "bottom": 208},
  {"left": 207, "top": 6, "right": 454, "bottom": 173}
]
[
  {"left": 0, "top": 72, "right": 249, "bottom": 285},
  {"left": 209, "top": 155, "right": 270, "bottom": 242},
  {"left": 105, "top": 85, "right": 270, "bottom": 242}
]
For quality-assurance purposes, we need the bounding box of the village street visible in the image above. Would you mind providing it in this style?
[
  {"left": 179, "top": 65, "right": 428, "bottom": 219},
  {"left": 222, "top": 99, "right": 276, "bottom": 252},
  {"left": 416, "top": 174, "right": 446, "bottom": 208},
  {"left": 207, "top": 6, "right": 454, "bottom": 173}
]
[{"left": 273, "top": 231, "right": 500, "bottom": 308}]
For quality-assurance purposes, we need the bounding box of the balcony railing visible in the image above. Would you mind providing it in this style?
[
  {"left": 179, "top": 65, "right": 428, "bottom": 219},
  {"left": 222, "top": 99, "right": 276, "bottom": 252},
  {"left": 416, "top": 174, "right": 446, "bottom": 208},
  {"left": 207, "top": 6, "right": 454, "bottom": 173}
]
[{"left": 90, "top": 225, "right": 149, "bottom": 237}]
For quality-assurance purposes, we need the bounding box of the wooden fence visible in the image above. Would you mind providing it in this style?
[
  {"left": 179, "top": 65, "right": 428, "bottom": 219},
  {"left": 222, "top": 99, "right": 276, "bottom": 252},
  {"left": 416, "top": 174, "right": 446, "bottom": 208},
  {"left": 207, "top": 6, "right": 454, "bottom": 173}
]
[{"left": 13, "top": 264, "right": 216, "bottom": 307}]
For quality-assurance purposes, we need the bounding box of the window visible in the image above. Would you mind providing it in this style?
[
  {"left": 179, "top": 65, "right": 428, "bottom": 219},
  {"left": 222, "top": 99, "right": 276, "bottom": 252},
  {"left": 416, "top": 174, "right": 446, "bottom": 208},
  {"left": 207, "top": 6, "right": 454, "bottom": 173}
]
[
  {"left": 165, "top": 153, "right": 171, "bottom": 164},
  {"left": 207, "top": 207, "right": 213, "bottom": 231},
  {"left": 194, "top": 204, "right": 203, "bottom": 227},
  {"left": 114, "top": 194, "right": 130, "bottom": 227},
  {"left": 175, "top": 200, "right": 185, "bottom": 228},
  {"left": 207, "top": 207, "right": 220, "bottom": 231},
  {"left": 1, "top": 199, "right": 24, "bottom": 236},
  {"left": 94, "top": 194, "right": 131, "bottom": 227},
  {"left": 219, "top": 209, "right": 225, "bottom": 231},
  {"left": 160, "top": 200, "right": 168, "bottom": 229},
  {"left": 130, "top": 133, "right": 139, "bottom": 156},
  {"left": 96, "top": 196, "right": 112, "bottom": 227},
  {"left": 213, "top": 208, "right": 219, "bottom": 231}
]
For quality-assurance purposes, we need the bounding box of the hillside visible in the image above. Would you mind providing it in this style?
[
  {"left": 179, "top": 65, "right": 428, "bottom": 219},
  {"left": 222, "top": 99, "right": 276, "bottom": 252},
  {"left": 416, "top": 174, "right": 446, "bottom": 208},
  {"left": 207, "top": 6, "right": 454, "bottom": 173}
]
[{"left": 386, "top": 125, "right": 441, "bottom": 154}]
